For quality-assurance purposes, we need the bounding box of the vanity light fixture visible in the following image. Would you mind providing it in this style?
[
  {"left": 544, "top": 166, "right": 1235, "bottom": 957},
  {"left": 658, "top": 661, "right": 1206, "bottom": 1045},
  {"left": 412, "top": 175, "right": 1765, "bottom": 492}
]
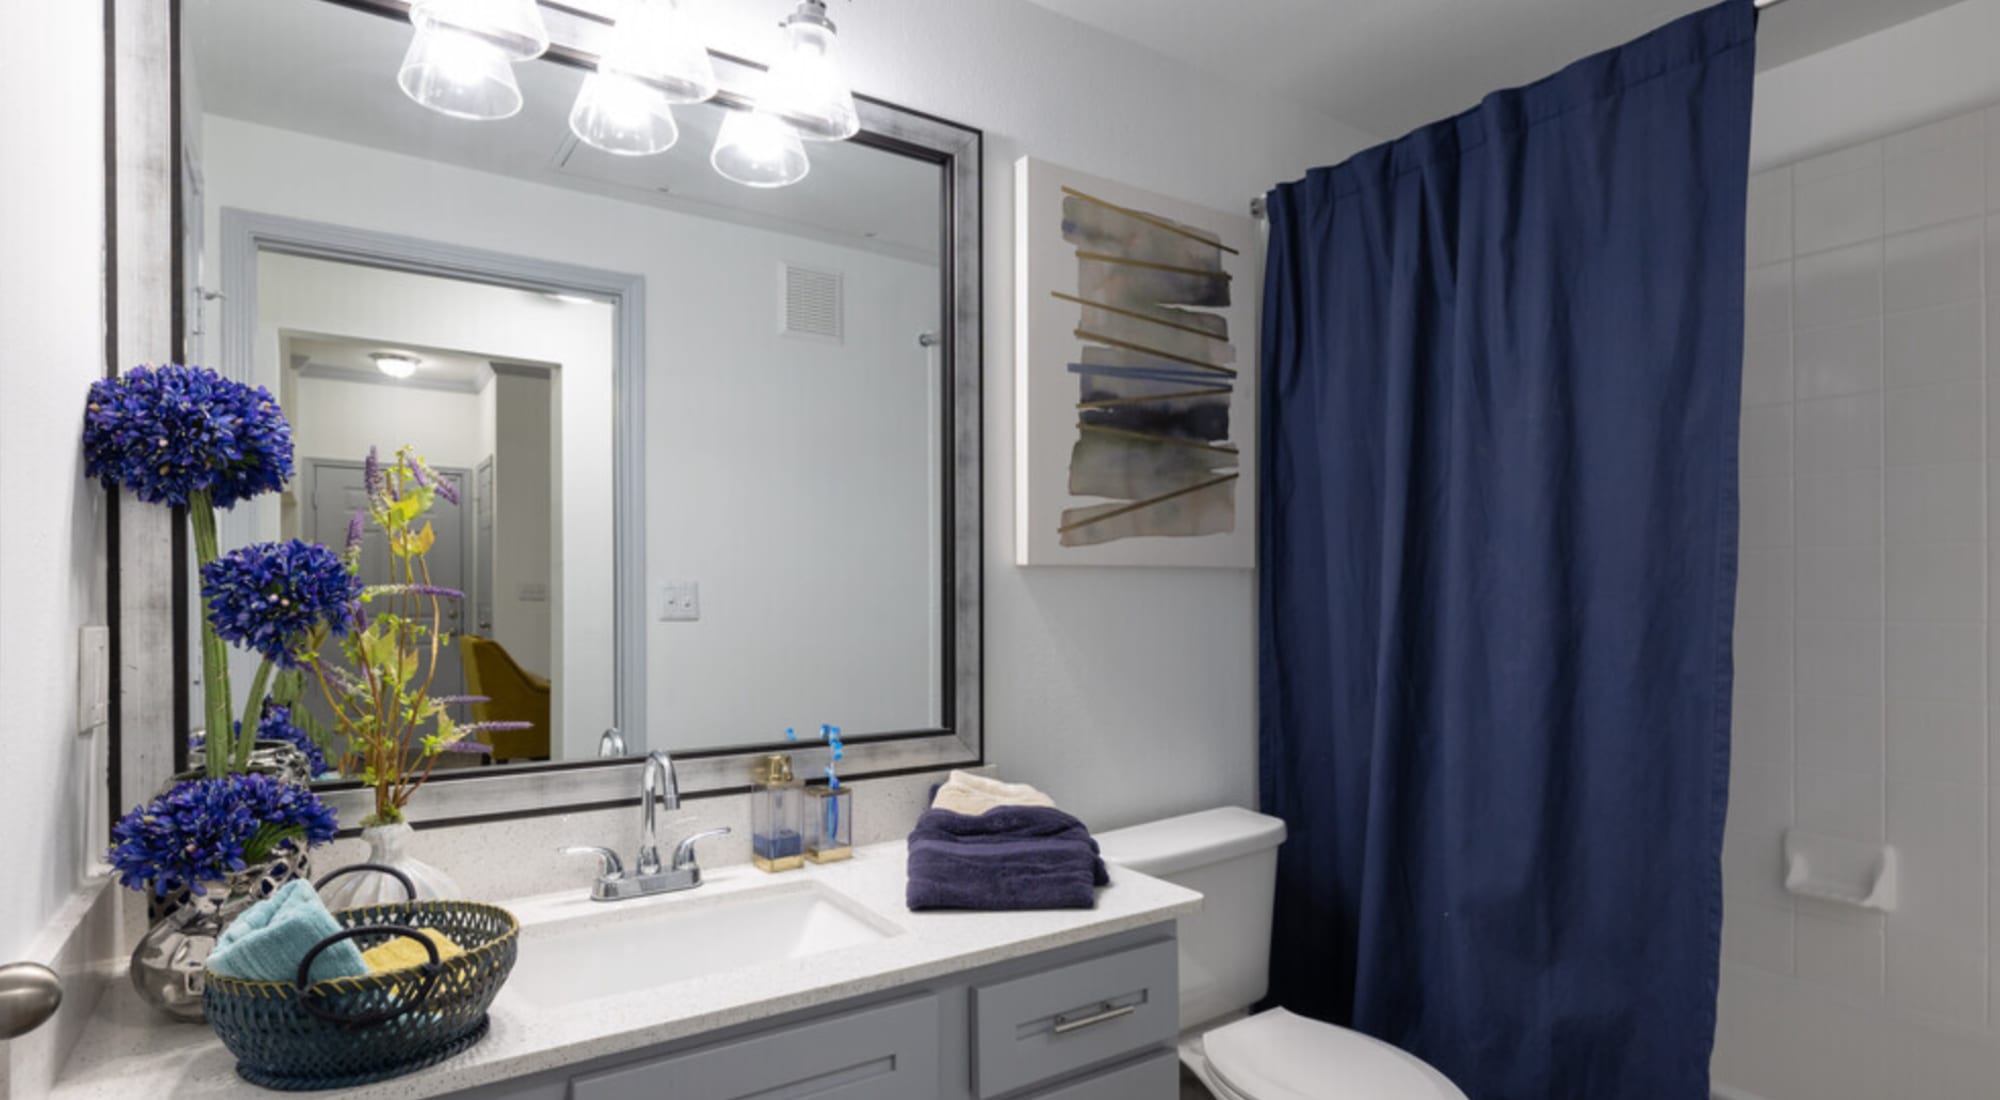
[
  {"left": 370, "top": 352, "right": 422, "bottom": 379},
  {"left": 763, "top": 0, "right": 860, "bottom": 142},
  {"left": 398, "top": 0, "right": 550, "bottom": 120},
  {"left": 711, "top": 102, "right": 812, "bottom": 188},
  {"left": 569, "top": 0, "right": 719, "bottom": 157}
]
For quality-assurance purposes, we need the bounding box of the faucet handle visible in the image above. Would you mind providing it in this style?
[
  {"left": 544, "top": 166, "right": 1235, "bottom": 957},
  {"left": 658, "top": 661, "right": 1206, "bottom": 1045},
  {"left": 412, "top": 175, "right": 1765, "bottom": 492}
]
[
  {"left": 672, "top": 828, "right": 732, "bottom": 872},
  {"left": 561, "top": 845, "right": 626, "bottom": 881}
]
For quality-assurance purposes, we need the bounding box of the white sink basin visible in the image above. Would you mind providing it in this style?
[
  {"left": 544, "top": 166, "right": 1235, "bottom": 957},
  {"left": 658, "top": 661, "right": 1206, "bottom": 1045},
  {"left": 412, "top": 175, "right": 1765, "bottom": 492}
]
[{"left": 505, "top": 881, "right": 899, "bottom": 1007}]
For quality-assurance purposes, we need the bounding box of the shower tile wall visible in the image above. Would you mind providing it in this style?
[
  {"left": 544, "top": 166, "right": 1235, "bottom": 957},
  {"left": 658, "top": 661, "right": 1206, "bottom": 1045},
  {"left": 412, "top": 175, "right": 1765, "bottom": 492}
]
[{"left": 1717, "top": 105, "right": 2000, "bottom": 1099}]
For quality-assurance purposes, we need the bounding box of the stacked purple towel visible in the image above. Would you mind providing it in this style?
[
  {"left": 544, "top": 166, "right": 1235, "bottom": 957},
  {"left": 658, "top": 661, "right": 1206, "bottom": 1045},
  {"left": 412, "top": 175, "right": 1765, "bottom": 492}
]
[{"left": 906, "top": 804, "right": 1110, "bottom": 911}]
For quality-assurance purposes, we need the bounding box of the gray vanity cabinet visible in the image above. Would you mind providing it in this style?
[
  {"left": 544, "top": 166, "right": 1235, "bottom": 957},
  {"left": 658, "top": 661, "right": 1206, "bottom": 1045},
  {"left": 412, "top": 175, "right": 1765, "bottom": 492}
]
[{"left": 459, "top": 926, "right": 1180, "bottom": 1100}]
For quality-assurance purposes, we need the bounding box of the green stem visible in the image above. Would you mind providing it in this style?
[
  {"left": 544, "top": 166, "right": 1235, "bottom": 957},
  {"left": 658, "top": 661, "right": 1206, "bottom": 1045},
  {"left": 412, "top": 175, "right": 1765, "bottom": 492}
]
[
  {"left": 188, "top": 491, "right": 235, "bottom": 779},
  {"left": 237, "top": 657, "right": 274, "bottom": 773}
]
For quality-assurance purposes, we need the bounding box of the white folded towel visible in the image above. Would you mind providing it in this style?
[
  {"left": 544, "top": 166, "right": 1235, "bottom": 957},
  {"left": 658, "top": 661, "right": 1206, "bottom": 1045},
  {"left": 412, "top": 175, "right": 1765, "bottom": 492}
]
[{"left": 931, "top": 770, "right": 1058, "bottom": 816}]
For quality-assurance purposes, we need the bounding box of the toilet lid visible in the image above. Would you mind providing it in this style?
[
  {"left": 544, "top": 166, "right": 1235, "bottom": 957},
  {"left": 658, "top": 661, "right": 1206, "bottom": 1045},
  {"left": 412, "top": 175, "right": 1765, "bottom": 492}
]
[{"left": 1203, "top": 1010, "right": 1469, "bottom": 1100}]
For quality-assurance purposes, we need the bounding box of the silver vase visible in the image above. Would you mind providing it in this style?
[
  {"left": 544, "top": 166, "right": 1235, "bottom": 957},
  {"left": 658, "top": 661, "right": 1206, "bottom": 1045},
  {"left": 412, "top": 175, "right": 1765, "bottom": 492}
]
[{"left": 129, "top": 869, "right": 264, "bottom": 1022}]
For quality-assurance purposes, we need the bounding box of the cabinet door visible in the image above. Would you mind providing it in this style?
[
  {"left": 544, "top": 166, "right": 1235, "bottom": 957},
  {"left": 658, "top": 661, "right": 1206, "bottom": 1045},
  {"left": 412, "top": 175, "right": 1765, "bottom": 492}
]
[
  {"left": 1029, "top": 1052, "right": 1180, "bottom": 1100},
  {"left": 571, "top": 993, "right": 941, "bottom": 1100},
  {"left": 970, "top": 938, "right": 1177, "bottom": 1098}
]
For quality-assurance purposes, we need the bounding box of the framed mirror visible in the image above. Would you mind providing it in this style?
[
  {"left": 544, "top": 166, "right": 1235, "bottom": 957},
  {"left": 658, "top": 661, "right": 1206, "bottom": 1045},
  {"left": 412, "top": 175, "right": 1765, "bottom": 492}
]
[{"left": 172, "top": 0, "right": 981, "bottom": 823}]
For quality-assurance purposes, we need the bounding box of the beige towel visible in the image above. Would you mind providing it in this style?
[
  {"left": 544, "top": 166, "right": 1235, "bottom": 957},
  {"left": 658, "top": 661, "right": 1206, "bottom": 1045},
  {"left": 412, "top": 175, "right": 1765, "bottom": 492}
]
[{"left": 931, "top": 770, "right": 1058, "bottom": 816}]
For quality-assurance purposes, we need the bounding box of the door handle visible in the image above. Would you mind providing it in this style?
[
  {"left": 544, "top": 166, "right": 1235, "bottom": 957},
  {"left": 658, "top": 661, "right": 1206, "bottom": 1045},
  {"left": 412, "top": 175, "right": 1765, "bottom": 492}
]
[{"left": 0, "top": 962, "right": 62, "bottom": 1040}]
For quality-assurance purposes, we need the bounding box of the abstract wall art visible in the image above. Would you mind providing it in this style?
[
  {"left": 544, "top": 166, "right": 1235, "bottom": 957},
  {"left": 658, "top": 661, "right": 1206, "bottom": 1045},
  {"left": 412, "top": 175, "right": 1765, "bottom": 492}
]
[{"left": 1014, "top": 157, "right": 1257, "bottom": 567}]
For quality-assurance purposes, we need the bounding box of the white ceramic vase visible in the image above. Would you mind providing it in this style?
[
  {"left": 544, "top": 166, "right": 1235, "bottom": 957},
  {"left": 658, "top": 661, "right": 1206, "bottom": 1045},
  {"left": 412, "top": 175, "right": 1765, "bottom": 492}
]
[{"left": 319, "top": 822, "right": 460, "bottom": 909}]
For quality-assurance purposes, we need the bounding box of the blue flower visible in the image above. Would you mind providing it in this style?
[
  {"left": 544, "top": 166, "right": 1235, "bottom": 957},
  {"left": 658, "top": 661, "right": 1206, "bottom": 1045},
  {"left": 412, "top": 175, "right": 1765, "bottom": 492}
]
[
  {"left": 82, "top": 364, "right": 293, "bottom": 509},
  {"left": 201, "top": 541, "right": 361, "bottom": 667},
  {"left": 107, "top": 774, "right": 338, "bottom": 898}
]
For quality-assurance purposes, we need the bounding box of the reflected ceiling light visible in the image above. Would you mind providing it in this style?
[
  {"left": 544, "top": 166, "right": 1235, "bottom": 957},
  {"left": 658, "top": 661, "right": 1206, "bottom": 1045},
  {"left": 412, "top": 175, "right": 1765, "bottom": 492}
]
[
  {"left": 371, "top": 353, "right": 422, "bottom": 379},
  {"left": 763, "top": 0, "right": 859, "bottom": 142},
  {"left": 570, "top": 72, "right": 680, "bottom": 156},
  {"left": 398, "top": 24, "right": 524, "bottom": 120},
  {"left": 711, "top": 104, "right": 810, "bottom": 188},
  {"left": 399, "top": 0, "right": 548, "bottom": 120},
  {"left": 569, "top": 0, "right": 717, "bottom": 157}
]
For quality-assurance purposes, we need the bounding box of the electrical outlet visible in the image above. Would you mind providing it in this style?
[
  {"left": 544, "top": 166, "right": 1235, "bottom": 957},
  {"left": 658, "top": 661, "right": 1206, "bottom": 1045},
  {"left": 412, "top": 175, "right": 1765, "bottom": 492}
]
[{"left": 660, "top": 581, "right": 701, "bottom": 622}]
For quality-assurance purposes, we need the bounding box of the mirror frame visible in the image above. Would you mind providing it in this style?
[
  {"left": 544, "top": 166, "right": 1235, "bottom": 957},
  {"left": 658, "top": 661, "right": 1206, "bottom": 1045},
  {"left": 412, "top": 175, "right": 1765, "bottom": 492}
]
[{"left": 143, "top": 0, "right": 984, "bottom": 824}]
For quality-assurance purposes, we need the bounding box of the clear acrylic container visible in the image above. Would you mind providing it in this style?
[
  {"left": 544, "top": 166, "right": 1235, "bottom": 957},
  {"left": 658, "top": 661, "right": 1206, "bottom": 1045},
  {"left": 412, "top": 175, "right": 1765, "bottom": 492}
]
[
  {"left": 805, "top": 785, "right": 853, "bottom": 864},
  {"left": 750, "top": 754, "right": 804, "bottom": 872}
]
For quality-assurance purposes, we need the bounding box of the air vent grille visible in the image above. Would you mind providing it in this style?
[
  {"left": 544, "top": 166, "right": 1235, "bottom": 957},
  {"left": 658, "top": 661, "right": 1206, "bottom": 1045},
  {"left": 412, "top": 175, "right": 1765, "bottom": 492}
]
[{"left": 782, "top": 263, "right": 844, "bottom": 343}]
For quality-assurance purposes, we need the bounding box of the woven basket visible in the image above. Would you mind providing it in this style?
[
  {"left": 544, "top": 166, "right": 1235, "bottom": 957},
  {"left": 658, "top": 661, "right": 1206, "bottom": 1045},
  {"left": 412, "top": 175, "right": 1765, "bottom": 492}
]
[{"left": 202, "top": 864, "right": 519, "bottom": 1091}]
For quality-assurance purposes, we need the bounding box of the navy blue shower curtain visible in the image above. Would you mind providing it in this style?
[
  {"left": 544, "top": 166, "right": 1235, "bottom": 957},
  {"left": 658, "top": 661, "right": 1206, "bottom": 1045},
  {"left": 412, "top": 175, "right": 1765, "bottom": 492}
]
[{"left": 1257, "top": 3, "right": 1754, "bottom": 1098}]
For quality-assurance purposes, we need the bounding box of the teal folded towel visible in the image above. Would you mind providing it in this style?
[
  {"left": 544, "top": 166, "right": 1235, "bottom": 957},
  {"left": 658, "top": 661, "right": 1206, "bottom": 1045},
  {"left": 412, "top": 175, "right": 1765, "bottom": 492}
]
[{"left": 207, "top": 880, "right": 369, "bottom": 985}]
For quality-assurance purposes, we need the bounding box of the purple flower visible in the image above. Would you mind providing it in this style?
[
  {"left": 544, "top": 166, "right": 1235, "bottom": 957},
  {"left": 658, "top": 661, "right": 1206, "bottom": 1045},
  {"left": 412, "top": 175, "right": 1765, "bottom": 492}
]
[
  {"left": 344, "top": 510, "right": 365, "bottom": 553},
  {"left": 201, "top": 540, "right": 361, "bottom": 667},
  {"left": 363, "top": 446, "right": 383, "bottom": 499},
  {"left": 107, "top": 774, "right": 338, "bottom": 898},
  {"left": 83, "top": 364, "right": 293, "bottom": 509}
]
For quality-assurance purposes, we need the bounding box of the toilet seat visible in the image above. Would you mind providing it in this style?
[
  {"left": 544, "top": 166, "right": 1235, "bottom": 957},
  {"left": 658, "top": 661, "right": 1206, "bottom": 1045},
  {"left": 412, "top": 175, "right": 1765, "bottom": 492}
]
[{"left": 1193, "top": 1009, "right": 1468, "bottom": 1100}]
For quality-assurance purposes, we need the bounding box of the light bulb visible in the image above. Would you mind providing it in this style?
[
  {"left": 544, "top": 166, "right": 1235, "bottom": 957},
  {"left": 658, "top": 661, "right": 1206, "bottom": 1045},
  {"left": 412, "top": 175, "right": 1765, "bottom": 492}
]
[
  {"left": 711, "top": 107, "right": 810, "bottom": 188},
  {"left": 596, "top": 0, "right": 718, "bottom": 105},
  {"left": 570, "top": 71, "right": 680, "bottom": 156},
  {"left": 398, "top": 24, "right": 523, "bottom": 120},
  {"left": 410, "top": 0, "right": 550, "bottom": 62},
  {"left": 371, "top": 353, "right": 421, "bottom": 379},
  {"left": 763, "top": 1, "right": 859, "bottom": 142}
]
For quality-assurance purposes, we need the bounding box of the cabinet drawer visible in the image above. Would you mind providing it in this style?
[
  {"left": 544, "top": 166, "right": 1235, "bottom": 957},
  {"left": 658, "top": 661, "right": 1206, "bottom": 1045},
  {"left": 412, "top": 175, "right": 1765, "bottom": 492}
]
[
  {"left": 1030, "top": 1052, "right": 1180, "bottom": 1099},
  {"left": 971, "top": 938, "right": 1177, "bottom": 1098},
  {"left": 571, "top": 993, "right": 940, "bottom": 1100}
]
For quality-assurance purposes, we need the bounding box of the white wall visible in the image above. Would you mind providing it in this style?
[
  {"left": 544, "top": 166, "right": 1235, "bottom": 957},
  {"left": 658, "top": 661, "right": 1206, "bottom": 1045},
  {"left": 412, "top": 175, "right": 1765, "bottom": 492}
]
[
  {"left": 490, "top": 370, "right": 554, "bottom": 679},
  {"left": 0, "top": 3, "right": 106, "bottom": 963},
  {"left": 289, "top": 374, "right": 488, "bottom": 473},
  {"left": 1718, "top": 6, "right": 2000, "bottom": 1092}
]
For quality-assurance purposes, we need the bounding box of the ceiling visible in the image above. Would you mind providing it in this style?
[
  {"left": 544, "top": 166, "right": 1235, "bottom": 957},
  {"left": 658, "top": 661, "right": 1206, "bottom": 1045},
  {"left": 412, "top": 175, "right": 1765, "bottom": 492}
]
[
  {"left": 287, "top": 334, "right": 501, "bottom": 391},
  {"left": 186, "top": 0, "right": 943, "bottom": 263},
  {"left": 1022, "top": 0, "right": 1968, "bottom": 139}
]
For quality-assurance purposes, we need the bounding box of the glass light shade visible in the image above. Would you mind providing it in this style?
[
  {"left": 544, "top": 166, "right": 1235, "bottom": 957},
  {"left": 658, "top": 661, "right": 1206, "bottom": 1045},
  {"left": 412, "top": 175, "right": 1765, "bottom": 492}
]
[
  {"left": 763, "top": 13, "right": 859, "bottom": 142},
  {"left": 398, "top": 25, "right": 523, "bottom": 121},
  {"left": 410, "top": 0, "right": 550, "bottom": 62},
  {"left": 598, "top": 0, "right": 718, "bottom": 105},
  {"left": 569, "top": 72, "right": 680, "bottom": 156},
  {"left": 710, "top": 107, "right": 810, "bottom": 188}
]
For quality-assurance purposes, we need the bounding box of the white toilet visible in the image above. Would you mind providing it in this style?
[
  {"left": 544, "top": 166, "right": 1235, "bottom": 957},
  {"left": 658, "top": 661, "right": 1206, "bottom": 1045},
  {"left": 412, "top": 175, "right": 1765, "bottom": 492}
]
[{"left": 1096, "top": 807, "right": 1467, "bottom": 1100}]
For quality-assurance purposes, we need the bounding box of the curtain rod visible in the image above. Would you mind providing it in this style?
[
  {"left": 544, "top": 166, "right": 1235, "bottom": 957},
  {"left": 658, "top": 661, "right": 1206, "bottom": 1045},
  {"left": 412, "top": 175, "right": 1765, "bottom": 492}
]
[{"left": 1249, "top": 0, "right": 1790, "bottom": 218}]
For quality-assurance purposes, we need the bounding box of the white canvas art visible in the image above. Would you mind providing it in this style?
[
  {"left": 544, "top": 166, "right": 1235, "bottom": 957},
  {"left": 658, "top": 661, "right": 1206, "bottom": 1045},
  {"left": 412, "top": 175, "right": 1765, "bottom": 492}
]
[{"left": 1014, "top": 157, "right": 1258, "bottom": 568}]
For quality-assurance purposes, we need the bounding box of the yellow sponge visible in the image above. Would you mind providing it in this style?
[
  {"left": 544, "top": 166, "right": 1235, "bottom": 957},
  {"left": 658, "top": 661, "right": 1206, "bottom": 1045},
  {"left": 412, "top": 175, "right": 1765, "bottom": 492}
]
[{"left": 362, "top": 927, "right": 466, "bottom": 973}]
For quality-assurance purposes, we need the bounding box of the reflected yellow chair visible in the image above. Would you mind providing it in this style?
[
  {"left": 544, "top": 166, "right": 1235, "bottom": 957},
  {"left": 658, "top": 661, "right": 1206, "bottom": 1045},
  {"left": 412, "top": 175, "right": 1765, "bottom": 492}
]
[{"left": 458, "top": 635, "right": 551, "bottom": 763}]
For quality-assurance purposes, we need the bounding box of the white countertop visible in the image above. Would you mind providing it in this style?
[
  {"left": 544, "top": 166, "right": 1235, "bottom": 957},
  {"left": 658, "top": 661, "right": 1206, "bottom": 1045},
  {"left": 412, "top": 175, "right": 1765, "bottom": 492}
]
[{"left": 50, "top": 841, "right": 1201, "bottom": 1099}]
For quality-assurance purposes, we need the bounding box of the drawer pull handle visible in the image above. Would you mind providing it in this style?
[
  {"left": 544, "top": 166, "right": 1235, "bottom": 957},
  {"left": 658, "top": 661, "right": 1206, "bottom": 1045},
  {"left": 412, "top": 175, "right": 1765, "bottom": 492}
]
[{"left": 1053, "top": 1002, "right": 1136, "bottom": 1035}]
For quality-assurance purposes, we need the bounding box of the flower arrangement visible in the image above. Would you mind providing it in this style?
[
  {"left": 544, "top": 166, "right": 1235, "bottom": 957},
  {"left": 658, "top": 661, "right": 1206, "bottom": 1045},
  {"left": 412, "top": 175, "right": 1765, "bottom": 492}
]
[
  {"left": 84, "top": 364, "right": 294, "bottom": 776},
  {"left": 302, "top": 446, "right": 527, "bottom": 825},
  {"left": 108, "top": 773, "right": 338, "bottom": 899}
]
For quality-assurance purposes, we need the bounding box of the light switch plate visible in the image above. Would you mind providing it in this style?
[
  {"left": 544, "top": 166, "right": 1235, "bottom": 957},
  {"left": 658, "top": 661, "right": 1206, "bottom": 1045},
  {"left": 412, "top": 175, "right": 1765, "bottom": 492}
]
[
  {"left": 78, "top": 624, "right": 110, "bottom": 735},
  {"left": 660, "top": 581, "right": 700, "bottom": 622}
]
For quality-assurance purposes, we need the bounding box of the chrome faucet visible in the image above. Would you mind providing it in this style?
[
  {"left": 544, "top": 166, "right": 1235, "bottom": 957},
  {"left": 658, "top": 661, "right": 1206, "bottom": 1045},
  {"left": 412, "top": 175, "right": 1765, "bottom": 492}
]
[{"left": 563, "top": 748, "right": 730, "bottom": 901}]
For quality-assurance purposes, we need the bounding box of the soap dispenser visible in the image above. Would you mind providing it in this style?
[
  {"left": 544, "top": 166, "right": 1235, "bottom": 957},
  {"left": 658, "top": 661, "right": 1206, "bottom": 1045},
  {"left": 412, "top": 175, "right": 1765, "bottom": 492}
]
[{"left": 750, "top": 754, "right": 805, "bottom": 872}]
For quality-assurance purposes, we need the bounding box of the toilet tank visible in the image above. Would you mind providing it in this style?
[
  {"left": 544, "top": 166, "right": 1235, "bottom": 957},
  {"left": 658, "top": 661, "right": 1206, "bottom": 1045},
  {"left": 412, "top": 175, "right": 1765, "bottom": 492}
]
[{"left": 1096, "top": 807, "right": 1287, "bottom": 1032}]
